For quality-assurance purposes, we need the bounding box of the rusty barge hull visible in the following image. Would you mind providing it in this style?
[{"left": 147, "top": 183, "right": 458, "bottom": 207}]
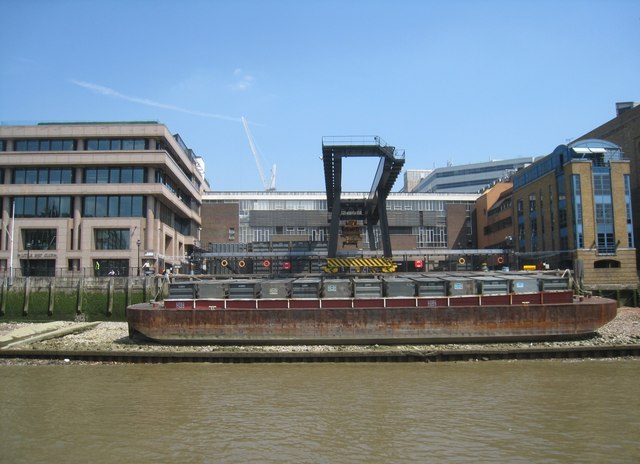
[{"left": 126, "top": 292, "right": 617, "bottom": 345}]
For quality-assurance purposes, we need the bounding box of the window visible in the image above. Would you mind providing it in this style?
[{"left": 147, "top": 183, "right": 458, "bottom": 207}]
[
  {"left": 228, "top": 227, "right": 236, "bottom": 241},
  {"left": 624, "top": 174, "right": 634, "bottom": 248},
  {"left": 95, "top": 229, "right": 130, "bottom": 250},
  {"left": 23, "top": 229, "right": 56, "bottom": 250},
  {"left": 593, "top": 169, "right": 615, "bottom": 254},
  {"left": 572, "top": 175, "right": 583, "bottom": 248}
]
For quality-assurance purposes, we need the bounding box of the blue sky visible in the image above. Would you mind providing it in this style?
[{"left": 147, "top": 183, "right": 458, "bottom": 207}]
[{"left": 1, "top": 0, "right": 638, "bottom": 192}]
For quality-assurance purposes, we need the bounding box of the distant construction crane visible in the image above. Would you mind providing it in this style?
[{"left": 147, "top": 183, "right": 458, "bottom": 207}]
[{"left": 241, "top": 116, "right": 276, "bottom": 191}]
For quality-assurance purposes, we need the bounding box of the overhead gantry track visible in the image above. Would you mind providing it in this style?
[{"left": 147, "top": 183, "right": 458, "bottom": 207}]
[{"left": 322, "top": 136, "right": 405, "bottom": 258}]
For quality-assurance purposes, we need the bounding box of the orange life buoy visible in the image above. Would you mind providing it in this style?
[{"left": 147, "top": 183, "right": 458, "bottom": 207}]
[
  {"left": 263, "top": 259, "right": 271, "bottom": 268},
  {"left": 238, "top": 260, "right": 246, "bottom": 268},
  {"left": 458, "top": 257, "right": 465, "bottom": 265},
  {"left": 221, "top": 259, "right": 228, "bottom": 267},
  {"left": 497, "top": 256, "right": 505, "bottom": 264}
]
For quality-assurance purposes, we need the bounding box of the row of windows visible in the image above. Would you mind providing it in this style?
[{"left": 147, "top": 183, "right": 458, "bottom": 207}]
[
  {"left": 15, "top": 196, "right": 72, "bottom": 218},
  {"left": 85, "top": 139, "right": 147, "bottom": 151},
  {"left": 83, "top": 195, "right": 145, "bottom": 218},
  {"left": 234, "top": 199, "right": 469, "bottom": 214},
  {"left": 14, "top": 139, "right": 76, "bottom": 151},
  {"left": 14, "top": 168, "right": 75, "bottom": 184},
  {"left": 10, "top": 166, "right": 163, "bottom": 186},
  {"left": 9, "top": 138, "right": 149, "bottom": 152},
  {"left": 85, "top": 167, "right": 146, "bottom": 184},
  {"left": 20, "top": 227, "right": 135, "bottom": 251}
]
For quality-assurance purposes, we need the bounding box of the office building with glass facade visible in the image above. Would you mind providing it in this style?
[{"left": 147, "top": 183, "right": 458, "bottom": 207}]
[
  {"left": 0, "top": 122, "right": 205, "bottom": 277},
  {"left": 408, "top": 157, "right": 535, "bottom": 193}
]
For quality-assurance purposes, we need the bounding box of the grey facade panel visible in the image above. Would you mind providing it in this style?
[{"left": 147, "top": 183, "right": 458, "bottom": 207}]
[
  {"left": 386, "top": 210, "right": 420, "bottom": 226},
  {"left": 250, "top": 210, "right": 328, "bottom": 227}
]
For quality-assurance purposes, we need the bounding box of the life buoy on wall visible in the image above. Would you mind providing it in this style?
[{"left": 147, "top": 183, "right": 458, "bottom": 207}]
[
  {"left": 497, "top": 256, "right": 505, "bottom": 265},
  {"left": 238, "top": 260, "right": 246, "bottom": 268},
  {"left": 220, "top": 259, "right": 228, "bottom": 267},
  {"left": 263, "top": 259, "right": 271, "bottom": 268},
  {"left": 282, "top": 261, "right": 291, "bottom": 271},
  {"left": 458, "top": 257, "right": 466, "bottom": 265}
]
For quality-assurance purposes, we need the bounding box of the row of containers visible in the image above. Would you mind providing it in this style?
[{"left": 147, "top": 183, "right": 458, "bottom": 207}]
[{"left": 169, "top": 272, "right": 571, "bottom": 300}]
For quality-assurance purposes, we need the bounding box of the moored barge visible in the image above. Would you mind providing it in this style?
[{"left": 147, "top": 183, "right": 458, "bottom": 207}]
[{"left": 127, "top": 272, "right": 618, "bottom": 345}]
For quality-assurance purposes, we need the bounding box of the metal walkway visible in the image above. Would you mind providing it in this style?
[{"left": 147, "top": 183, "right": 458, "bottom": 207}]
[{"left": 322, "top": 136, "right": 405, "bottom": 258}]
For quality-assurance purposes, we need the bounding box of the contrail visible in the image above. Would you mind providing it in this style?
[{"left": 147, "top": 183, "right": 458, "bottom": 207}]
[{"left": 70, "top": 79, "right": 241, "bottom": 122}]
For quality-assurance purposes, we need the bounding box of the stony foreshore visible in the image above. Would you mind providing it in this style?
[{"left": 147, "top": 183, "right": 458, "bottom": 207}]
[{"left": 1, "top": 307, "right": 638, "bottom": 363}]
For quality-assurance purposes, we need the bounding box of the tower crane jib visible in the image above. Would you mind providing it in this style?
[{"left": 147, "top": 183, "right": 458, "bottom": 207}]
[{"left": 241, "top": 116, "right": 276, "bottom": 192}]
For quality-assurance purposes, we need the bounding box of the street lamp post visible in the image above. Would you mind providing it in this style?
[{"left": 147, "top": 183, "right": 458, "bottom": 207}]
[
  {"left": 25, "top": 242, "right": 31, "bottom": 277},
  {"left": 136, "top": 239, "right": 141, "bottom": 276}
]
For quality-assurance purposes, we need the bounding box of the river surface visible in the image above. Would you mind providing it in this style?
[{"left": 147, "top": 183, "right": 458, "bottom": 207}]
[{"left": 1, "top": 360, "right": 639, "bottom": 464}]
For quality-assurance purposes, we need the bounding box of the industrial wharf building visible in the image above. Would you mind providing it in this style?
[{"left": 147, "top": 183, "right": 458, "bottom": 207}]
[
  {"left": 200, "top": 190, "right": 480, "bottom": 274},
  {"left": 0, "top": 119, "right": 637, "bottom": 305}
]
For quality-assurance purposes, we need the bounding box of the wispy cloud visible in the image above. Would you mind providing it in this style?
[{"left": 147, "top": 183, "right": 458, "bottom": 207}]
[
  {"left": 70, "top": 79, "right": 241, "bottom": 122},
  {"left": 230, "top": 68, "right": 255, "bottom": 91}
]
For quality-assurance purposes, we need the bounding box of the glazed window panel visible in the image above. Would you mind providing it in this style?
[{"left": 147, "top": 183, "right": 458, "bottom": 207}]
[
  {"left": 108, "top": 196, "right": 119, "bottom": 216},
  {"left": 119, "top": 196, "right": 132, "bottom": 216},
  {"left": 132, "top": 167, "right": 145, "bottom": 183},
  {"left": 83, "top": 196, "right": 96, "bottom": 217},
  {"left": 25, "top": 169, "right": 37, "bottom": 184},
  {"left": 59, "top": 196, "right": 71, "bottom": 216},
  {"left": 96, "top": 168, "right": 109, "bottom": 183},
  {"left": 85, "top": 168, "right": 97, "bottom": 183},
  {"left": 109, "top": 168, "right": 120, "bottom": 183},
  {"left": 95, "top": 229, "right": 130, "bottom": 250},
  {"left": 24, "top": 229, "right": 56, "bottom": 250},
  {"left": 95, "top": 196, "right": 108, "bottom": 217},
  {"left": 120, "top": 167, "right": 133, "bottom": 183},
  {"left": 49, "top": 169, "right": 61, "bottom": 184},
  {"left": 131, "top": 196, "right": 144, "bottom": 217}
]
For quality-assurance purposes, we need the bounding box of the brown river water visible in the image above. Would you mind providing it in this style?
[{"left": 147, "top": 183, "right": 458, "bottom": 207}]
[{"left": 1, "top": 360, "right": 639, "bottom": 463}]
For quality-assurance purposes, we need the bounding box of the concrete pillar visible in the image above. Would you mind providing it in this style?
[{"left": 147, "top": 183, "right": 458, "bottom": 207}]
[
  {"left": 73, "top": 195, "right": 82, "bottom": 251},
  {"left": 1, "top": 196, "right": 9, "bottom": 251}
]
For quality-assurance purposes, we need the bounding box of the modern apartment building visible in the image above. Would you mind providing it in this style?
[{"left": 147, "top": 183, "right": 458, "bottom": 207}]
[
  {"left": 512, "top": 139, "right": 637, "bottom": 290},
  {"left": 0, "top": 122, "right": 205, "bottom": 277},
  {"left": 574, "top": 102, "right": 640, "bottom": 269}
]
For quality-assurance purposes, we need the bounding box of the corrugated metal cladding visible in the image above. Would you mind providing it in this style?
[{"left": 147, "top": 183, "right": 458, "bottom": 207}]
[{"left": 250, "top": 210, "right": 328, "bottom": 227}]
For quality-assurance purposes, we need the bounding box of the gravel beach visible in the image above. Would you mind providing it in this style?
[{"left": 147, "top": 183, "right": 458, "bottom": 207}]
[{"left": 1, "top": 306, "right": 639, "bottom": 357}]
